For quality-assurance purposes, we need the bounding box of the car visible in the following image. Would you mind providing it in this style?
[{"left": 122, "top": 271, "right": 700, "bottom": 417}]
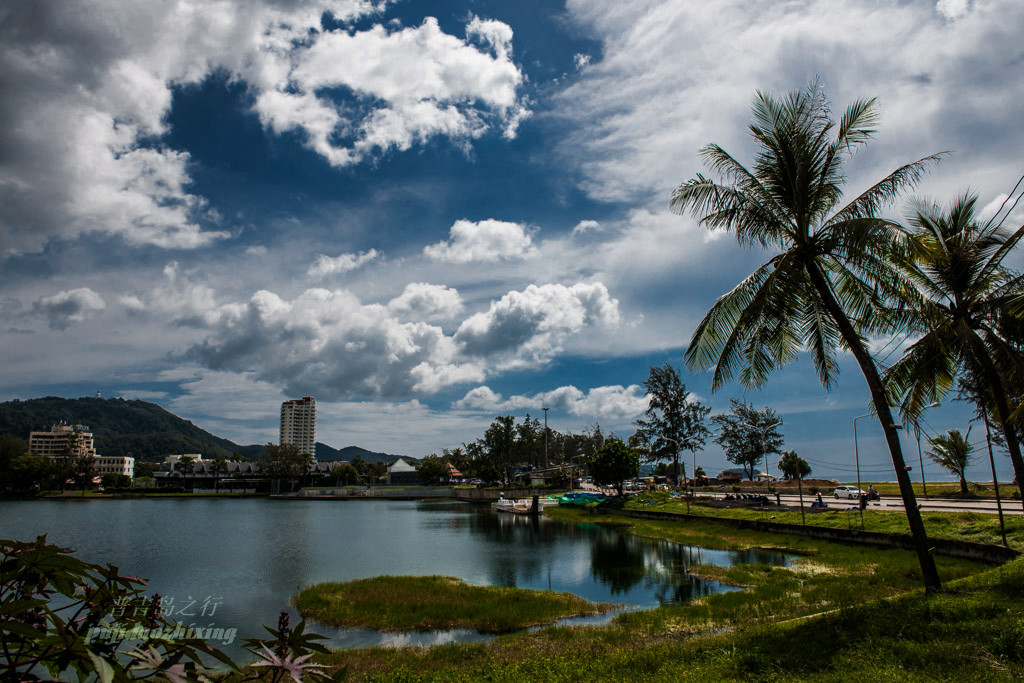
[{"left": 833, "top": 485, "right": 865, "bottom": 499}]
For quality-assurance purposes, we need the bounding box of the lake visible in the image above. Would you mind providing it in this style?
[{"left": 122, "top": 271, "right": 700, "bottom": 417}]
[{"left": 0, "top": 498, "right": 792, "bottom": 655}]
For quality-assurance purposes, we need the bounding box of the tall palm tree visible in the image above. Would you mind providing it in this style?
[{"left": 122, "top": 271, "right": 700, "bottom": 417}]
[
  {"left": 671, "top": 82, "right": 944, "bottom": 591},
  {"left": 926, "top": 429, "right": 977, "bottom": 494},
  {"left": 885, "top": 193, "right": 1024, "bottom": 504}
]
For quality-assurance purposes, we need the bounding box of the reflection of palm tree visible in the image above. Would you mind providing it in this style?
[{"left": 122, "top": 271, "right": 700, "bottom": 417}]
[
  {"left": 927, "top": 429, "right": 977, "bottom": 494},
  {"left": 885, "top": 193, "right": 1024, "bottom": 504},
  {"left": 672, "top": 82, "right": 942, "bottom": 591}
]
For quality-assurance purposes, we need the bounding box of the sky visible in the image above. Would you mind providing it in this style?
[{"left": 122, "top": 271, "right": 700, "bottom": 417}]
[{"left": 2, "top": 0, "right": 1023, "bottom": 482}]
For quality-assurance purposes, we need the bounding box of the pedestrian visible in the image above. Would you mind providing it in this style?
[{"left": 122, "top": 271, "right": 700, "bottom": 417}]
[{"left": 775, "top": 491, "right": 781, "bottom": 506}]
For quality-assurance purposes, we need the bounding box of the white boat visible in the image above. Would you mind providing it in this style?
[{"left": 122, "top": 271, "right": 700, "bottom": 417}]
[{"left": 494, "top": 495, "right": 561, "bottom": 514}]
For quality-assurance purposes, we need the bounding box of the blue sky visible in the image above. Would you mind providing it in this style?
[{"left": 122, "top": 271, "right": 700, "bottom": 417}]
[{"left": 2, "top": 0, "right": 1022, "bottom": 482}]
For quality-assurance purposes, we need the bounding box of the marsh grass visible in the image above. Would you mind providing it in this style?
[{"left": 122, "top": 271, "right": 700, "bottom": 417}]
[
  {"left": 307, "top": 510, "right": 1016, "bottom": 681},
  {"left": 294, "top": 576, "right": 617, "bottom": 633}
]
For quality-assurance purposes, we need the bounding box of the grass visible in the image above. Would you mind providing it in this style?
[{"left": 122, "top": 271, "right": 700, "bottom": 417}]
[
  {"left": 625, "top": 491, "right": 1024, "bottom": 550},
  {"left": 294, "top": 576, "right": 617, "bottom": 633},
  {"left": 300, "top": 507, "right": 1023, "bottom": 681}
]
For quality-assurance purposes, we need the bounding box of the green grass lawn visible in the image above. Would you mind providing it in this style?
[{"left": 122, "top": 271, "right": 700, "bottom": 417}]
[
  {"left": 626, "top": 491, "right": 1024, "bottom": 550},
  {"left": 303, "top": 506, "right": 1023, "bottom": 681},
  {"left": 294, "top": 576, "right": 617, "bottom": 633}
]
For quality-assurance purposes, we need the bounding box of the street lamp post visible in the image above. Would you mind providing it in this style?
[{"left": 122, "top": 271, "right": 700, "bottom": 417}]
[
  {"left": 914, "top": 402, "right": 941, "bottom": 498},
  {"left": 759, "top": 421, "right": 782, "bottom": 490}
]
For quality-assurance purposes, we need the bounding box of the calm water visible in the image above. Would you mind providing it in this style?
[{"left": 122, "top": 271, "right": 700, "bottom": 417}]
[{"left": 0, "top": 499, "right": 792, "bottom": 654}]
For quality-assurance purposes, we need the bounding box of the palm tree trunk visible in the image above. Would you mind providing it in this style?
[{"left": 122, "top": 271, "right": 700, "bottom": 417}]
[
  {"left": 971, "top": 351, "right": 1024, "bottom": 511},
  {"left": 807, "top": 263, "right": 941, "bottom": 592}
]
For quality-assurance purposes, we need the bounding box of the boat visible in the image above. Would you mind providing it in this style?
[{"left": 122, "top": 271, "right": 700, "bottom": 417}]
[{"left": 494, "top": 496, "right": 532, "bottom": 514}]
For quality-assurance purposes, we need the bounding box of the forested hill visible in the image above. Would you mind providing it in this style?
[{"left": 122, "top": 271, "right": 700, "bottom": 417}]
[
  {"left": 0, "top": 397, "right": 248, "bottom": 460},
  {"left": 0, "top": 396, "right": 408, "bottom": 463}
]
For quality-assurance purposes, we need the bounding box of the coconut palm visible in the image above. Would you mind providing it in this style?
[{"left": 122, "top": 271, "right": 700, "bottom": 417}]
[
  {"left": 927, "top": 429, "right": 978, "bottom": 494},
  {"left": 885, "top": 193, "right": 1024, "bottom": 505},
  {"left": 671, "top": 81, "right": 944, "bottom": 590}
]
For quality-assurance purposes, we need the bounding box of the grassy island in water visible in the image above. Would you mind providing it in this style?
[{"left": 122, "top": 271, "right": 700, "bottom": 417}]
[{"left": 294, "top": 575, "right": 618, "bottom": 633}]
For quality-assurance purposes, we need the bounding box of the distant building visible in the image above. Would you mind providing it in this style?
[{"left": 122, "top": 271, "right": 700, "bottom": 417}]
[
  {"left": 96, "top": 455, "right": 135, "bottom": 478},
  {"left": 387, "top": 458, "right": 419, "bottom": 485},
  {"left": 29, "top": 424, "right": 96, "bottom": 459},
  {"left": 165, "top": 454, "right": 203, "bottom": 471},
  {"left": 280, "top": 397, "right": 316, "bottom": 456},
  {"left": 29, "top": 423, "right": 133, "bottom": 481}
]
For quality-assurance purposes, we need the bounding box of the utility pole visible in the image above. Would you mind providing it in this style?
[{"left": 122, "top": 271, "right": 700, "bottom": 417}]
[{"left": 543, "top": 407, "right": 549, "bottom": 469}]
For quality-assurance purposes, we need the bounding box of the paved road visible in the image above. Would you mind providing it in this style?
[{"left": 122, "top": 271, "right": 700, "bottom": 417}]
[{"left": 703, "top": 491, "right": 1023, "bottom": 516}]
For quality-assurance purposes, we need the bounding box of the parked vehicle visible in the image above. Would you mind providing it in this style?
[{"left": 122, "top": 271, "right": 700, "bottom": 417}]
[{"left": 833, "top": 485, "right": 865, "bottom": 499}]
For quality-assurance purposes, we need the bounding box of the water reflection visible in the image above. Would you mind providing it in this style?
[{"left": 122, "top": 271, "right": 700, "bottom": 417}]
[{"left": 0, "top": 499, "right": 793, "bottom": 655}]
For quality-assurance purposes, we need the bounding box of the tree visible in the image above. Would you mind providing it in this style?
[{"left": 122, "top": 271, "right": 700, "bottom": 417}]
[
  {"left": 262, "top": 443, "right": 313, "bottom": 493},
  {"left": 711, "top": 400, "right": 784, "bottom": 480},
  {"left": 927, "top": 429, "right": 978, "bottom": 494},
  {"left": 331, "top": 463, "right": 359, "bottom": 486},
  {"left": 672, "top": 81, "right": 943, "bottom": 591},
  {"left": 778, "top": 450, "right": 811, "bottom": 480},
  {"left": 100, "top": 473, "right": 131, "bottom": 489},
  {"left": 416, "top": 455, "right": 449, "bottom": 485},
  {"left": 482, "top": 416, "right": 517, "bottom": 485},
  {"left": 70, "top": 455, "right": 96, "bottom": 495},
  {"left": 885, "top": 192, "right": 1024, "bottom": 508},
  {"left": 586, "top": 439, "right": 639, "bottom": 497},
  {"left": 633, "top": 363, "right": 711, "bottom": 486}
]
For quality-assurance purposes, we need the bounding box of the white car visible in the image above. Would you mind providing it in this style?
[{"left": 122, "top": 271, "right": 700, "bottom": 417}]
[{"left": 834, "top": 485, "right": 865, "bottom": 499}]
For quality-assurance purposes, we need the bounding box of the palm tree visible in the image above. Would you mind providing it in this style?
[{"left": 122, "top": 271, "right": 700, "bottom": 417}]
[
  {"left": 885, "top": 193, "right": 1024, "bottom": 506},
  {"left": 671, "top": 81, "right": 944, "bottom": 591},
  {"left": 926, "top": 429, "right": 977, "bottom": 494}
]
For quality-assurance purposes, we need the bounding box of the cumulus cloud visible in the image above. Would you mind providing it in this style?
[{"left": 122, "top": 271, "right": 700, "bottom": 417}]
[
  {"left": 454, "top": 383, "right": 647, "bottom": 421},
  {"left": 423, "top": 219, "right": 538, "bottom": 263},
  {"left": 455, "top": 282, "right": 620, "bottom": 364},
  {"left": 163, "top": 277, "right": 618, "bottom": 400},
  {"left": 258, "top": 16, "right": 528, "bottom": 164},
  {"left": 387, "top": 283, "right": 464, "bottom": 321},
  {"left": 32, "top": 288, "right": 107, "bottom": 330},
  {"left": 0, "top": 2, "right": 528, "bottom": 254},
  {"left": 308, "top": 249, "right": 380, "bottom": 279}
]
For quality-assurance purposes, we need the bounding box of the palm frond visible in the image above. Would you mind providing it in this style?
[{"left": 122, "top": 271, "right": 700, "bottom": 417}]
[{"left": 831, "top": 153, "right": 947, "bottom": 222}]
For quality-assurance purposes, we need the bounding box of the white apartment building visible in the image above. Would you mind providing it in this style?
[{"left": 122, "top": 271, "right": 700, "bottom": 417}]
[
  {"left": 29, "top": 424, "right": 96, "bottom": 458},
  {"left": 96, "top": 455, "right": 135, "bottom": 478},
  {"left": 280, "top": 396, "right": 316, "bottom": 456}
]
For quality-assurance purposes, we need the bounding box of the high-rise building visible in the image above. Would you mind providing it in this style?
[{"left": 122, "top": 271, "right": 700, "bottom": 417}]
[
  {"left": 280, "top": 396, "right": 316, "bottom": 456},
  {"left": 29, "top": 423, "right": 96, "bottom": 459}
]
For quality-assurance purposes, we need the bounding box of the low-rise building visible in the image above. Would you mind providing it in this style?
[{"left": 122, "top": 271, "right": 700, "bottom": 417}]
[
  {"left": 95, "top": 455, "right": 135, "bottom": 478},
  {"left": 387, "top": 458, "right": 419, "bottom": 485}
]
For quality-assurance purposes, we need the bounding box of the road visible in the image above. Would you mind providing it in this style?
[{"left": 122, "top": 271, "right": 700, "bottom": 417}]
[{"left": 702, "top": 491, "right": 1023, "bottom": 516}]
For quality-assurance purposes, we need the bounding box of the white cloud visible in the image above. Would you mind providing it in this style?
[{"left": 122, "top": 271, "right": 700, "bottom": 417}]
[
  {"left": 32, "top": 288, "right": 107, "bottom": 330},
  {"left": 308, "top": 249, "right": 380, "bottom": 279},
  {"left": 387, "top": 283, "right": 464, "bottom": 321},
  {"left": 454, "top": 383, "right": 648, "bottom": 422},
  {"left": 936, "top": 0, "right": 971, "bottom": 21},
  {"left": 0, "top": 2, "right": 528, "bottom": 254},
  {"left": 571, "top": 219, "right": 602, "bottom": 235},
  {"left": 455, "top": 282, "right": 620, "bottom": 365},
  {"left": 556, "top": 0, "right": 1024, "bottom": 213},
  {"left": 423, "top": 219, "right": 538, "bottom": 263},
  {"left": 260, "top": 16, "right": 529, "bottom": 164}
]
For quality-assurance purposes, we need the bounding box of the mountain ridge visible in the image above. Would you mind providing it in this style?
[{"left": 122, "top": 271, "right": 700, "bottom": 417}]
[{"left": 0, "top": 397, "right": 405, "bottom": 463}]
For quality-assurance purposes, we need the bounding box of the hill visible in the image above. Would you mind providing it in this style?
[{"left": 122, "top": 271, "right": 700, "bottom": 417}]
[
  {"left": 0, "top": 397, "right": 406, "bottom": 463},
  {"left": 315, "top": 443, "right": 409, "bottom": 464},
  {"left": 0, "top": 397, "right": 246, "bottom": 460}
]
